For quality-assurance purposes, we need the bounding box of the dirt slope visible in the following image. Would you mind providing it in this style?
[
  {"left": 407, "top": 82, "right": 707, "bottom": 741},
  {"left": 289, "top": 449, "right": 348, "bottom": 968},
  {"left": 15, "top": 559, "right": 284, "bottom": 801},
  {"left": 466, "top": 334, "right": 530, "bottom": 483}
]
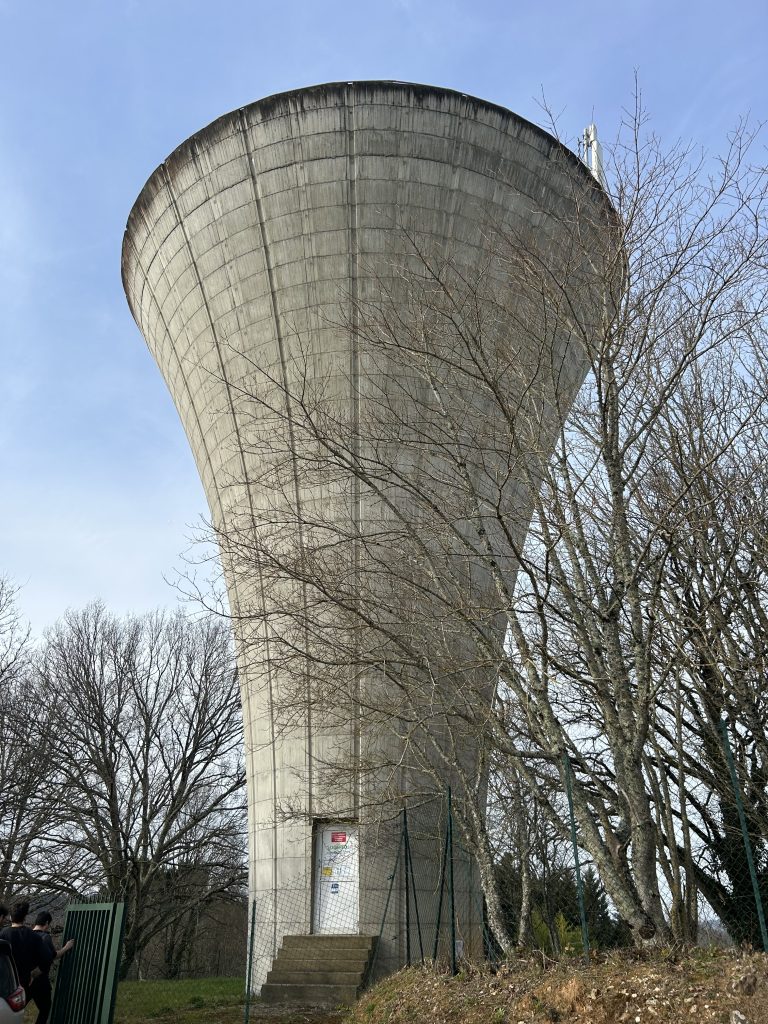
[{"left": 347, "top": 949, "right": 768, "bottom": 1024}]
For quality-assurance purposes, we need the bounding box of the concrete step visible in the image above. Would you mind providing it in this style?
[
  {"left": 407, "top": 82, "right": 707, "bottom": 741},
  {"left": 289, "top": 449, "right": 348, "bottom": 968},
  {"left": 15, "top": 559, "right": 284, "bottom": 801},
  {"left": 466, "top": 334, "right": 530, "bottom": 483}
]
[
  {"left": 261, "top": 935, "right": 377, "bottom": 1005},
  {"left": 276, "top": 949, "right": 372, "bottom": 966},
  {"left": 280, "top": 934, "right": 375, "bottom": 949},
  {"left": 260, "top": 982, "right": 360, "bottom": 1005},
  {"left": 266, "top": 970, "right": 362, "bottom": 985}
]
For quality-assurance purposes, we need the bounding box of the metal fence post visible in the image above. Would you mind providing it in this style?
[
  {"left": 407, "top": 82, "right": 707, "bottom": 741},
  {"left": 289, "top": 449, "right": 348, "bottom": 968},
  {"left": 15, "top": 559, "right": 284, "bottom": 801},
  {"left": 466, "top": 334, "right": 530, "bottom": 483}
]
[
  {"left": 719, "top": 718, "right": 768, "bottom": 951},
  {"left": 432, "top": 805, "right": 450, "bottom": 962},
  {"left": 403, "top": 808, "right": 411, "bottom": 966},
  {"left": 563, "top": 753, "right": 590, "bottom": 960},
  {"left": 243, "top": 899, "right": 256, "bottom": 1024},
  {"left": 448, "top": 787, "right": 457, "bottom": 975},
  {"left": 369, "top": 827, "right": 405, "bottom": 981},
  {"left": 403, "top": 805, "right": 424, "bottom": 963}
]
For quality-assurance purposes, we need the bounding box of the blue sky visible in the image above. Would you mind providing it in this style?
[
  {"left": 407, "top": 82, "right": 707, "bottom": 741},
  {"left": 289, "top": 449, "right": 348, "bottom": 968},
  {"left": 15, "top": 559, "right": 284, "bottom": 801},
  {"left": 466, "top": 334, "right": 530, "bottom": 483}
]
[{"left": 1, "top": 0, "right": 766, "bottom": 635}]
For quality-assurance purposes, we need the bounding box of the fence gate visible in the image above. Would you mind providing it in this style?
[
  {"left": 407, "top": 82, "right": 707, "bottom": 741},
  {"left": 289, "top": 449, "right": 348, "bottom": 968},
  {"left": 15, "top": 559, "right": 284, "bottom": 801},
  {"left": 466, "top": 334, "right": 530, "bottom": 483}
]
[{"left": 50, "top": 902, "right": 125, "bottom": 1024}]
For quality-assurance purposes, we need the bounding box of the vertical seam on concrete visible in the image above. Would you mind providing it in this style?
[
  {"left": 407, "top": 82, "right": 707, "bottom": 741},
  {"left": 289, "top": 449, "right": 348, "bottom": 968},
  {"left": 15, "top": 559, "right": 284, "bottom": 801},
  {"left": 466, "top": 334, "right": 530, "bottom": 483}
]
[
  {"left": 346, "top": 85, "right": 362, "bottom": 825},
  {"left": 187, "top": 128, "right": 285, "bottom": 961},
  {"left": 161, "top": 163, "right": 252, "bottom": 501},
  {"left": 232, "top": 116, "right": 280, "bottom": 954},
  {"left": 125, "top": 202, "right": 268, "bottom": 967},
  {"left": 124, "top": 214, "right": 224, "bottom": 532},
  {"left": 237, "top": 107, "right": 315, "bottom": 916},
  {"left": 128, "top": 195, "right": 274, "bottom": 976},
  {"left": 161, "top": 158, "right": 277, "bottom": 958},
  {"left": 291, "top": 116, "right": 325, "bottom": 932}
]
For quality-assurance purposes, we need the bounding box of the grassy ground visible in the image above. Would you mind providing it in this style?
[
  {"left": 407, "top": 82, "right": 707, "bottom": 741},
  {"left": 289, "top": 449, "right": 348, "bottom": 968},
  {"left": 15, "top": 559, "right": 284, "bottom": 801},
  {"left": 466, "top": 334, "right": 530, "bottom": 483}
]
[
  {"left": 25, "top": 977, "right": 343, "bottom": 1024},
  {"left": 114, "top": 976, "right": 243, "bottom": 1021},
  {"left": 116, "top": 974, "right": 339, "bottom": 1024},
  {"left": 112, "top": 977, "right": 342, "bottom": 1024},
  {"left": 348, "top": 948, "right": 768, "bottom": 1024}
]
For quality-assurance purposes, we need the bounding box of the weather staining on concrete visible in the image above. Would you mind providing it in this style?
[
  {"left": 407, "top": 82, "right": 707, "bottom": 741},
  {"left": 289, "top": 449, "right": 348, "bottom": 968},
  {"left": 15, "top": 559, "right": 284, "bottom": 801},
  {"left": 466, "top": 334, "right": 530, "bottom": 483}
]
[{"left": 122, "top": 81, "right": 618, "bottom": 990}]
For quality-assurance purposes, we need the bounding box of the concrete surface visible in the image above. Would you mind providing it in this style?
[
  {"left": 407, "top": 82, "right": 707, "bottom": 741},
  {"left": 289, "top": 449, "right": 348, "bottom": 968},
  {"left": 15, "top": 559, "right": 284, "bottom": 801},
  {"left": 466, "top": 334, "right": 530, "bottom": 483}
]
[{"left": 122, "top": 81, "right": 618, "bottom": 991}]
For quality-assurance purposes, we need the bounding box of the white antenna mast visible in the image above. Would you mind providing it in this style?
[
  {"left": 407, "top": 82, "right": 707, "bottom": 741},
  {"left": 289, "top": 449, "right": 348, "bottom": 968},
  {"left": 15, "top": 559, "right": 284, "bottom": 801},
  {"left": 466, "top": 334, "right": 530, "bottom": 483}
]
[{"left": 582, "top": 123, "right": 606, "bottom": 190}]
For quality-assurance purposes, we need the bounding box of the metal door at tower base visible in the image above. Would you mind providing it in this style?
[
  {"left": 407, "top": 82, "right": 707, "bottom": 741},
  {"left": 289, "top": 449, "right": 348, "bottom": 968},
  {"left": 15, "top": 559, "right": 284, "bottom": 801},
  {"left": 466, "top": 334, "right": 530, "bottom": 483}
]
[{"left": 313, "top": 824, "right": 359, "bottom": 933}]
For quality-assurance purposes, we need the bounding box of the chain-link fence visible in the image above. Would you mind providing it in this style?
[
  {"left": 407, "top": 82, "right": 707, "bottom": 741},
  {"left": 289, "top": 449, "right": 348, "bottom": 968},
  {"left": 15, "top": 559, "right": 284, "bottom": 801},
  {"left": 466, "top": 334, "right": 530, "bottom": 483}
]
[
  {"left": 110, "top": 900, "right": 248, "bottom": 1022},
  {"left": 243, "top": 796, "right": 483, "bottom": 993},
  {"left": 489, "top": 736, "right": 768, "bottom": 962},
  {"left": 16, "top": 723, "right": 768, "bottom": 1022},
  {"left": 242, "top": 750, "right": 768, "bottom": 998},
  {"left": 242, "top": 783, "right": 625, "bottom": 1000}
]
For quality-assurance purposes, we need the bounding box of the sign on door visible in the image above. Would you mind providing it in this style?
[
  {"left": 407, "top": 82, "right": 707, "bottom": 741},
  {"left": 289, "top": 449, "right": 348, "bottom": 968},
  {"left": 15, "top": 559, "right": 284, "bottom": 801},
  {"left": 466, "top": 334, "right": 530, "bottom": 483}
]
[{"left": 313, "top": 823, "right": 359, "bottom": 933}]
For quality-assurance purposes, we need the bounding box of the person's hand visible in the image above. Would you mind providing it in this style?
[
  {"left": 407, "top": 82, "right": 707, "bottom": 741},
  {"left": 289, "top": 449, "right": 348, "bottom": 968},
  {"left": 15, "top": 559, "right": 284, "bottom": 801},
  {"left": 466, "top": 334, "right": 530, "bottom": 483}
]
[
  {"left": 30, "top": 967, "right": 41, "bottom": 981},
  {"left": 63, "top": 938, "right": 74, "bottom": 952}
]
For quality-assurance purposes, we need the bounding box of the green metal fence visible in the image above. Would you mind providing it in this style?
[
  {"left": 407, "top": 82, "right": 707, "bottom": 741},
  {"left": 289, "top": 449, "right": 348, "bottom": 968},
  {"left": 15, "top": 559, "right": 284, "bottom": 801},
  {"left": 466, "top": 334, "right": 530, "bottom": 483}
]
[{"left": 51, "top": 901, "right": 125, "bottom": 1024}]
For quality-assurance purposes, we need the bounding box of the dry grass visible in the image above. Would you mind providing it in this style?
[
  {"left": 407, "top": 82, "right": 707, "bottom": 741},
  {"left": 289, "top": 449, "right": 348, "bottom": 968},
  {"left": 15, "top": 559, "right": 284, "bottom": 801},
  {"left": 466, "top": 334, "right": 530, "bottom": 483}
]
[{"left": 347, "top": 948, "right": 768, "bottom": 1024}]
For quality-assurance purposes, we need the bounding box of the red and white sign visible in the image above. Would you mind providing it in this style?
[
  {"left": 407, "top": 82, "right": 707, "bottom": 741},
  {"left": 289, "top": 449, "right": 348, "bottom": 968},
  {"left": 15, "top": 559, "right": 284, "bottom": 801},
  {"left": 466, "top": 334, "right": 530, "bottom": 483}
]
[{"left": 330, "top": 831, "right": 347, "bottom": 845}]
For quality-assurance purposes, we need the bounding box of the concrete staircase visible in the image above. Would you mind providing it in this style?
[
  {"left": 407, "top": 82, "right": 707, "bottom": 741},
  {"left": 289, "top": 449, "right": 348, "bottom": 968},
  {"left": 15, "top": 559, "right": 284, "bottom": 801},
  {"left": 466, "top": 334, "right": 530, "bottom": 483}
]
[{"left": 260, "top": 934, "right": 376, "bottom": 1005}]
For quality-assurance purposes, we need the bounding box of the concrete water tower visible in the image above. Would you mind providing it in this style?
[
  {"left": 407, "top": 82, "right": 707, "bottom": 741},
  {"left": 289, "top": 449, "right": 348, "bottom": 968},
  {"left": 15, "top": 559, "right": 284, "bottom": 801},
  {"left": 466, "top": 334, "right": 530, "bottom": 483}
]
[{"left": 122, "top": 81, "right": 617, "bottom": 989}]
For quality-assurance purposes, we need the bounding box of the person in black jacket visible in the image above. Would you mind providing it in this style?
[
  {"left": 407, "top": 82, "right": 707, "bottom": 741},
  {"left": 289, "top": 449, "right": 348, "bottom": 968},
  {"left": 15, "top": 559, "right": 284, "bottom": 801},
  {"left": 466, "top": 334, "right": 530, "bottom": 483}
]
[
  {"left": 0, "top": 901, "right": 47, "bottom": 992},
  {"left": 30, "top": 911, "right": 74, "bottom": 1024},
  {"left": 0, "top": 901, "right": 73, "bottom": 1020}
]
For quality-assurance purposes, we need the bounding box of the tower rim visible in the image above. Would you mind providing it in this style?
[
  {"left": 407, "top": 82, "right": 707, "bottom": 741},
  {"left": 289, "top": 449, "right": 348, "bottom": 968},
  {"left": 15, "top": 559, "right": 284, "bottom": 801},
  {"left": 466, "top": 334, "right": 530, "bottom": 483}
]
[{"left": 122, "top": 79, "right": 618, "bottom": 290}]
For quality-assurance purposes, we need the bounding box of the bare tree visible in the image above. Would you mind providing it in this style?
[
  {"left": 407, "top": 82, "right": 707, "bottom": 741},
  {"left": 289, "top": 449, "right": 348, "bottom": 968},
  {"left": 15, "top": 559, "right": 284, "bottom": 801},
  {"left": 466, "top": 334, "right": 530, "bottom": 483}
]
[
  {"left": 206, "top": 98, "right": 768, "bottom": 950},
  {"left": 32, "top": 604, "right": 246, "bottom": 975},
  {"left": 642, "top": 347, "right": 768, "bottom": 945},
  {"left": 0, "top": 577, "right": 28, "bottom": 687},
  {"left": 0, "top": 577, "right": 52, "bottom": 900}
]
